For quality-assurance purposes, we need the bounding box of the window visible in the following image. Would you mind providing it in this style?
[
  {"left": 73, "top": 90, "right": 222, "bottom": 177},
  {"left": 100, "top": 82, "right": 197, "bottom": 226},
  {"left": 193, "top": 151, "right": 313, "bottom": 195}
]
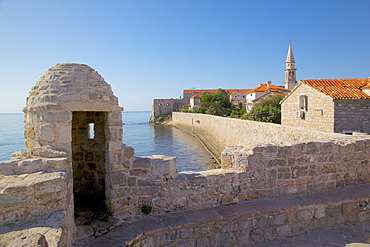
[
  {"left": 88, "top": 123, "right": 95, "bottom": 139},
  {"left": 298, "top": 94, "right": 307, "bottom": 111}
]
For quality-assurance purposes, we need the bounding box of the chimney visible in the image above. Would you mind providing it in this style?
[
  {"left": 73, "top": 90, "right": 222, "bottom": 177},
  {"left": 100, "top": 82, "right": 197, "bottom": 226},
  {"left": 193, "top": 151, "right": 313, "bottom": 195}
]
[{"left": 266, "top": 81, "right": 271, "bottom": 90}]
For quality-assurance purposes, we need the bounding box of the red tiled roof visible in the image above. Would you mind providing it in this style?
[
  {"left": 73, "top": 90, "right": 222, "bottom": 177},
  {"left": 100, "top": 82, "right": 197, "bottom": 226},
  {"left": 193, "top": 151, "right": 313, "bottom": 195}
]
[
  {"left": 183, "top": 89, "right": 251, "bottom": 94},
  {"left": 190, "top": 94, "right": 202, "bottom": 99},
  {"left": 253, "top": 91, "right": 286, "bottom": 102},
  {"left": 301, "top": 78, "right": 370, "bottom": 99},
  {"left": 249, "top": 83, "right": 290, "bottom": 94}
]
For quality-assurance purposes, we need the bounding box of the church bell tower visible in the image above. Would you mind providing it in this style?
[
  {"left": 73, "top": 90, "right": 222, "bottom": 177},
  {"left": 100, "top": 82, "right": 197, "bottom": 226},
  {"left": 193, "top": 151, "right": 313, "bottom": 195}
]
[{"left": 284, "top": 43, "right": 297, "bottom": 90}]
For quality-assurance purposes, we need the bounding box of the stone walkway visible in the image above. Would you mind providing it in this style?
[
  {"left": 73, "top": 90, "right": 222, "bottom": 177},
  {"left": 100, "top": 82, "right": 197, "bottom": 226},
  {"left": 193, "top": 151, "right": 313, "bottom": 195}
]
[
  {"left": 248, "top": 222, "right": 370, "bottom": 247},
  {"left": 76, "top": 221, "right": 370, "bottom": 246},
  {"left": 73, "top": 184, "right": 370, "bottom": 246}
]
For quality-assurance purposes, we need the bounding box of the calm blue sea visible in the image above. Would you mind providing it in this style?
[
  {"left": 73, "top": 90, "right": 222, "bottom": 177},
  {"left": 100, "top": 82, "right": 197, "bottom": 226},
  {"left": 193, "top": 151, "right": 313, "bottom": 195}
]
[{"left": 0, "top": 111, "right": 214, "bottom": 172}]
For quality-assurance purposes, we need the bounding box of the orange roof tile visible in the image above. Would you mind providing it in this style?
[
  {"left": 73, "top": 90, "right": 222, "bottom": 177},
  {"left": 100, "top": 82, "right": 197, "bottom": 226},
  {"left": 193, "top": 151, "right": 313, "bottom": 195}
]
[
  {"left": 301, "top": 78, "right": 370, "bottom": 99},
  {"left": 248, "top": 83, "right": 290, "bottom": 94},
  {"left": 183, "top": 89, "right": 251, "bottom": 94},
  {"left": 190, "top": 94, "right": 202, "bottom": 99}
]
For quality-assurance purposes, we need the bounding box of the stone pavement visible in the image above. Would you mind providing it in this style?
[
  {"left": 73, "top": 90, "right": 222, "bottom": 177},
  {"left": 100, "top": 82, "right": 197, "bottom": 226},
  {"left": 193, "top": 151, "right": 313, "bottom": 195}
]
[
  {"left": 248, "top": 221, "right": 370, "bottom": 247},
  {"left": 76, "top": 221, "right": 370, "bottom": 246}
]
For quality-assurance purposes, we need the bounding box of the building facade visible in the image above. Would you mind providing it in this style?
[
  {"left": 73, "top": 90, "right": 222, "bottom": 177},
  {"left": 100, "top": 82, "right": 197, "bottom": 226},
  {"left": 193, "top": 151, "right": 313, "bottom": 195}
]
[{"left": 281, "top": 78, "right": 370, "bottom": 134}]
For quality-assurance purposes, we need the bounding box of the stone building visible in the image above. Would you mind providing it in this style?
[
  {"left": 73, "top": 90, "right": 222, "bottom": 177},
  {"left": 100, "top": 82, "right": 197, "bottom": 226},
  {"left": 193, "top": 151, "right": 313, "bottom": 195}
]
[
  {"left": 281, "top": 78, "right": 370, "bottom": 134},
  {"left": 189, "top": 94, "right": 202, "bottom": 110}
]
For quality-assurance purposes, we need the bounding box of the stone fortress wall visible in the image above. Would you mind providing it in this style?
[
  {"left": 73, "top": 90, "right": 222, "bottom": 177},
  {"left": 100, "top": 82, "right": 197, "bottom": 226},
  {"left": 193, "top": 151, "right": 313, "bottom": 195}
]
[
  {"left": 115, "top": 113, "right": 370, "bottom": 216},
  {"left": 152, "top": 98, "right": 187, "bottom": 119},
  {"left": 1, "top": 64, "right": 369, "bottom": 246}
]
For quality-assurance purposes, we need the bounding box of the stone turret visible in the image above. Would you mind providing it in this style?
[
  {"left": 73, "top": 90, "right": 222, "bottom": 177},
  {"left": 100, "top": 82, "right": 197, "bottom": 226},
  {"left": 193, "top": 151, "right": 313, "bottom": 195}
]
[
  {"left": 23, "top": 63, "right": 123, "bottom": 153},
  {"left": 22, "top": 63, "right": 139, "bottom": 214}
]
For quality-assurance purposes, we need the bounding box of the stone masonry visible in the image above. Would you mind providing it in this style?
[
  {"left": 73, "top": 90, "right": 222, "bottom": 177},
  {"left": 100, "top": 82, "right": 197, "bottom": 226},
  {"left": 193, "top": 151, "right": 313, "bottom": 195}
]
[
  {"left": 1, "top": 64, "right": 370, "bottom": 246},
  {"left": 0, "top": 63, "right": 177, "bottom": 246},
  {"left": 281, "top": 82, "right": 370, "bottom": 134}
]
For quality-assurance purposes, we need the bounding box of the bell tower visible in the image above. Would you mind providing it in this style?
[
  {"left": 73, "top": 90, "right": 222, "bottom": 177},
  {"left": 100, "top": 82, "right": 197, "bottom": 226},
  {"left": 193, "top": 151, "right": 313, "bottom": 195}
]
[{"left": 284, "top": 43, "right": 297, "bottom": 90}]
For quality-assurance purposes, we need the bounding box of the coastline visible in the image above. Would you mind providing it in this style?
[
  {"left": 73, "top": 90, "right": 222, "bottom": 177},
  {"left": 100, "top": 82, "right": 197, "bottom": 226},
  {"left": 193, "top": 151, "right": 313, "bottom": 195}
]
[{"left": 149, "top": 113, "right": 221, "bottom": 167}]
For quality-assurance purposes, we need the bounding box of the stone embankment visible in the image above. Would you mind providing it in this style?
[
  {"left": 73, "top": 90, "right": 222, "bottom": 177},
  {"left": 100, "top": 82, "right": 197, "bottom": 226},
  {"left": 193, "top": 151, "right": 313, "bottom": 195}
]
[
  {"left": 172, "top": 112, "right": 347, "bottom": 160},
  {"left": 149, "top": 113, "right": 173, "bottom": 125}
]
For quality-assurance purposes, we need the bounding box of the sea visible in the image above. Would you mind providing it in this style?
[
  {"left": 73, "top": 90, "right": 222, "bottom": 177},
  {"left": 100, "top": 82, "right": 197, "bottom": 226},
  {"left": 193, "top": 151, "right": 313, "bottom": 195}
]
[{"left": 0, "top": 111, "right": 214, "bottom": 172}]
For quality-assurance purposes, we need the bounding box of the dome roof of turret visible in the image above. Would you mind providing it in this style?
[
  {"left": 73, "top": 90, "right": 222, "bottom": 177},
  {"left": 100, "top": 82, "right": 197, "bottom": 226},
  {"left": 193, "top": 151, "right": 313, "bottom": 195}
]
[{"left": 25, "top": 63, "right": 120, "bottom": 112}]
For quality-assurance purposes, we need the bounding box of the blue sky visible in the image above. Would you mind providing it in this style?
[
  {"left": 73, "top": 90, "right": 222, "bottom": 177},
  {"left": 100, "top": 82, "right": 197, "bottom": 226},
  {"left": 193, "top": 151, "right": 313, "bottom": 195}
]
[{"left": 0, "top": 0, "right": 369, "bottom": 112}]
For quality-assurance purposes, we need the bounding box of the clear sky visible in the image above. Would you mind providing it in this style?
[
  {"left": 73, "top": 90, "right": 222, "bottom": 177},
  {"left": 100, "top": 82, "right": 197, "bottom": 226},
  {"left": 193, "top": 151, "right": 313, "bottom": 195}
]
[{"left": 0, "top": 0, "right": 369, "bottom": 113}]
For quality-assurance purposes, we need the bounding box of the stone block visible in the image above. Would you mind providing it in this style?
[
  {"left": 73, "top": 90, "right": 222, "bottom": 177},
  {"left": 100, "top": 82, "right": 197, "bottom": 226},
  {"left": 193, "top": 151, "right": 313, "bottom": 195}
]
[
  {"left": 44, "top": 112, "right": 71, "bottom": 122},
  {"left": 108, "top": 141, "right": 123, "bottom": 153},
  {"left": 129, "top": 169, "right": 148, "bottom": 176},
  {"left": 179, "top": 228, "right": 193, "bottom": 239},
  {"left": 267, "top": 159, "right": 287, "bottom": 167},
  {"left": 0, "top": 160, "right": 19, "bottom": 175},
  {"left": 40, "top": 124, "right": 55, "bottom": 142},
  {"left": 57, "top": 124, "right": 71, "bottom": 144},
  {"left": 277, "top": 146, "right": 292, "bottom": 158},
  {"left": 326, "top": 205, "right": 342, "bottom": 217},
  {"left": 342, "top": 202, "right": 358, "bottom": 216},
  {"left": 133, "top": 158, "right": 151, "bottom": 169},
  {"left": 292, "top": 165, "right": 308, "bottom": 178},
  {"left": 273, "top": 213, "right": 285, "bottom": 226},
  {"left": 298, "top": 209, "right": 315, "bottom": 221},
  {"left": 110, "top": 171, "right": 127, "bottom": 185},
  {"left": 18, "top": 158, "right": 43, "bottom": 174},
  {"left": 278, "top": 167, "right": 291, "bottom": 179},
  {"left": 151, "top": 157, "right": 178, "bottom": 178},
  {"left": 275, "top": 225, "right": 291, "bottom": 238},
  {"left": 314, "top": 207, "right": 325, "bottom": 218}
]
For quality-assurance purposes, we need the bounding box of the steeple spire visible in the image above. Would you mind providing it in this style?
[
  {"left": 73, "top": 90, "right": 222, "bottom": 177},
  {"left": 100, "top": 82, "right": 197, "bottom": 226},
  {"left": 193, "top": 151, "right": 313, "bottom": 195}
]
[
  {"left": 286, "top": 43, "right": 295, "bottom": 63},
  {"left": 284, "top": 43, "right": 297, "bottom": 90}
]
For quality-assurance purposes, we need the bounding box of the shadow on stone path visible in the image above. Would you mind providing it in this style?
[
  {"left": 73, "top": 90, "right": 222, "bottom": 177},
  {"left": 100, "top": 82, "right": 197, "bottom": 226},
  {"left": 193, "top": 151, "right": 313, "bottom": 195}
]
[
  {"left": 74, "top": 221, "right": 370, "bottom": 247},
  {"left": 248, "top": 222, "right": 370, "bottom": 247}
]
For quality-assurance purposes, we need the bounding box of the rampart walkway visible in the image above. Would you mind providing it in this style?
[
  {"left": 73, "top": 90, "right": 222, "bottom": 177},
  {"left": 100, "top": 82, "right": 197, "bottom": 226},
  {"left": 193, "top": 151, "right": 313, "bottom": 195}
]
[{"left": 75, "top": 183, "right": 370, "bottom": 246}]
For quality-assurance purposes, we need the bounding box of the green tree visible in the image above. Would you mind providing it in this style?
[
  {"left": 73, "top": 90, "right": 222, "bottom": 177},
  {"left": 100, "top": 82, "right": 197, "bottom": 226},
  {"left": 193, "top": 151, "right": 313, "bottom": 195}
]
[
  {"left": 200, "top": 88, "right": 232, "bottom": 116},
  {"left": 243, "top": 95, "right": 285, "bottom": 124}
]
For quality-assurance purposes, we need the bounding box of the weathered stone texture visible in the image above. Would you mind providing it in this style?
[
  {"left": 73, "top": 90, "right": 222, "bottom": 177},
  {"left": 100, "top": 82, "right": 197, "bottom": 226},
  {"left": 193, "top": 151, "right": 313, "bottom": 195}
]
[
  {"left": 110, "top": 184, "right": 370, "bottom": 247},
  {"left": 281, "top": 83, "right": 370, "bottom": 134},
  {"left": 172, "top": 112, "right": 344, "bottom": 159},
  {"left": 281, "top": 83, "right": 335, "bottom": 132}
]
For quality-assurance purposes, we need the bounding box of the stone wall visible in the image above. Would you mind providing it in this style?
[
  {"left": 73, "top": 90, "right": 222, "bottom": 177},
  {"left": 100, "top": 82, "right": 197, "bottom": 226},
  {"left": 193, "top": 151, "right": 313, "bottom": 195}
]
[
  {"left": 172, "top": 112, "right": 344, "bottom": 159},
  {"left": 124, "top": 184, "right": 370, "bottom": 246},
  {"left": 98, "top": 112, "right": 370, "bottom": 216},
  {"left": 151, "top": 98, "right": 186, "bottom": 119},
  {"left": 0, "top": 148, "right": 74, "bottom": 246},
  {"left": 108, "top": 137, "right": 370, "bottom": 217},
  {"left": 334, "top": 99, "right": 370, "bottom": 133}
]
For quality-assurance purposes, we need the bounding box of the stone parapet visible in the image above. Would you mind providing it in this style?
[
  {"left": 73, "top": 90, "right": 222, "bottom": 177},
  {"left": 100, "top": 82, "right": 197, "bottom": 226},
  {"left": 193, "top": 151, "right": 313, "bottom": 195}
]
[
  {"left": 81, "top": 183, "right": 370, "bottom": 246},
  {"left": 109, "top": 113, "right": 368, "bottom": 216}
]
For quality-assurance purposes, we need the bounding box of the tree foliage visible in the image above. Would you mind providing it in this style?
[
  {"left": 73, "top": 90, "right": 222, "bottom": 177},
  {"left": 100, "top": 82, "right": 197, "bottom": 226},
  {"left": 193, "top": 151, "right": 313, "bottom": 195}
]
[
  {"left": 200, "top": 88, "right": 232, "bottom": 116},
  {"left": 242, "top": 95, "right": 285, "bottom": 124}
]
